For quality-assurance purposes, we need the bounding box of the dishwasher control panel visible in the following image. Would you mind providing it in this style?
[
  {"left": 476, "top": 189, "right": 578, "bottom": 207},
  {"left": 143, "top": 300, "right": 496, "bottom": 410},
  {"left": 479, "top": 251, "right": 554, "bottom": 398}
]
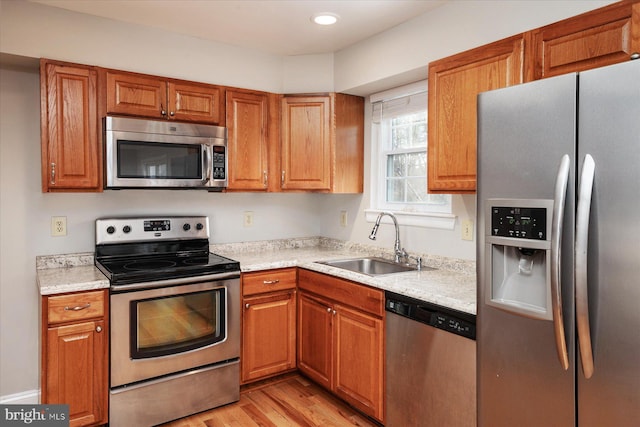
[
  {"left": 385, "top": 292, "right": 476, "bottom": 340},
  {"left": 433, "top": 313, "right": 475, "bottom": 338}
]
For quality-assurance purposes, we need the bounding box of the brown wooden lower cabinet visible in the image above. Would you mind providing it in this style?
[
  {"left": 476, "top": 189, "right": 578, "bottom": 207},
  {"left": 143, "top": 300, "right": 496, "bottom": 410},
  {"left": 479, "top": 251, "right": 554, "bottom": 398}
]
[
  {"left": 297, "top": 269, "right": 385, "bottom": 422},
  {"left": 41, "top": 289, "right": 108, "bottom": 427},
  {"left": 241, "top": 268, "right": 297, "bottom": 384},
  {"left": 242, "top": 290, "right": 297, "bottom": 383}
]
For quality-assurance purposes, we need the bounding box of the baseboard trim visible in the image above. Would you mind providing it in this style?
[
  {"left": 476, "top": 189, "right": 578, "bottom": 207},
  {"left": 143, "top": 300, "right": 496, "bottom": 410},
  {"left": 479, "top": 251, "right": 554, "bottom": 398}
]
[{"left": 0, "top": 389, "right": 40, "bottom": 404}]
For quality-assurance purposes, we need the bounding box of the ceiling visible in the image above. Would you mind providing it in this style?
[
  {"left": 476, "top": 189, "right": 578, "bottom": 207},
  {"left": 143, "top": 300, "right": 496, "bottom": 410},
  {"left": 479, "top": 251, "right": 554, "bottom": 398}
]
[{"left": 29, "top": 0, "right": 448, "bottom": 56}]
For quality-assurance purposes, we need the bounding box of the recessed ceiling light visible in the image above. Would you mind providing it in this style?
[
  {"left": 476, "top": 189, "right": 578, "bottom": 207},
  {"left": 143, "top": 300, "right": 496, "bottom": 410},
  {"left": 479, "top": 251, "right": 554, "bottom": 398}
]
[{"left": 312, "top": 13, "right": 339, "bottom": 26}]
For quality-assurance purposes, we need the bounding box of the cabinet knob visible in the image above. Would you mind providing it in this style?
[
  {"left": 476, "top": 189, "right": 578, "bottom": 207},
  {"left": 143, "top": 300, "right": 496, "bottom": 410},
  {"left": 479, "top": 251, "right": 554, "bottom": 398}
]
[
  {"left": 170, "top": 111, "right": 175, "bottom": 116},
  {"left": 96, "top": 326, "right": 102, "bottom": 333},
  {"left": 245, "top": 303, "right": 250, "bottom": 309},
  {"left": 332, "top": 310, "right": 337, "bottom": 316},
  {"left": 161, "top": 104, "right": 167, "bottom": 116},
  {"left": 631, "top": 52, "right": 640, "bottom": 60},
  {"left": 326, "top": 307, "right": 332, "bottom": 313}
]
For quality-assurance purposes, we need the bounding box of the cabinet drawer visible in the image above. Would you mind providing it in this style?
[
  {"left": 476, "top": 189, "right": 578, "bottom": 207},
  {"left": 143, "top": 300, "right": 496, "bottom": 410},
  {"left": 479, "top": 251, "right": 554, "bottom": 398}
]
[
  {"left": 47, "top": 290, "right": 105, "bottom": 325},
  {"left": 242, "top": 268, "right": 297, "bottom": 296},
  {"left": 298, "top": 269, "right": 384, "bottom": 317}
]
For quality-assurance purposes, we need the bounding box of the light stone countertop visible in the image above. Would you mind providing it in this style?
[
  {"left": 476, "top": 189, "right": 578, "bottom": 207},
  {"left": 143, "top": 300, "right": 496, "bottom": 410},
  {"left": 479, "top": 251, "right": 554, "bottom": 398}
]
[
  {"left": 35, "top": 238, "right": 476, "bottom": 314},
  {"left": 212, "top": 240, "right": 477, "bottom": 315},
  {"left": 37, "top": 264, "right": 110, "bottom": 296}
]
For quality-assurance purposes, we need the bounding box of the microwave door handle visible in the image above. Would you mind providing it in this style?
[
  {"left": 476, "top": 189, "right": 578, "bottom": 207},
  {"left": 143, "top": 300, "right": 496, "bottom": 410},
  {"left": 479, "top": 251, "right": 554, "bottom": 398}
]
[
  {"left": 203, "top": 146, "right": 212, "bottom": 184},
  {"left": 576, "top": 154, "right": 595, "bottom": 378},
  {"left": 551, "top": 154, "right": 570, "bottom": 370}
]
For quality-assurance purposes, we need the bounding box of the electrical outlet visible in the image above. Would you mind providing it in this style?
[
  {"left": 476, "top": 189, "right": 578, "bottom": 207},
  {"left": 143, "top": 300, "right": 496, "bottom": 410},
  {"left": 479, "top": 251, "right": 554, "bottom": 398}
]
[
  {"left": 51, "top": 216, "right": 67, "bottom": 237},
  {"left": 340, "top": 210, "right": 348, "bottom": 227},
  {"left": 243, "top": 211, "right": 254, "bottom": 228},
  {"left": 461, "top": 219, "right": 474, "bottom": 241}
]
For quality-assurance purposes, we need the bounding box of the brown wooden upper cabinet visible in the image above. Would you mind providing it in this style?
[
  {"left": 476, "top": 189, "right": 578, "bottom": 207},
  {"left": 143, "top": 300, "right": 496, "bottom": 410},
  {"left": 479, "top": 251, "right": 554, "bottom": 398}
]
[
  {"left": 427, "top": 1, "right": 639, "bottom": 194},
  {"left": 530, "top": 0, "right": 640, "bottom": 80},
  {"left": 40, "top": 59, "right": 101, "bottom": 192},
  {"left": 281, "top": 93, "right": 364, "bottom": 193},
  {"left": 226, "top": 89, "right": 281, "bottom": 191},
  {"left": 427, "top": 35, "right": 525, "bottom": 193},
  {"left": 104, "top": 70, "right": 224, "bottom": 125}
]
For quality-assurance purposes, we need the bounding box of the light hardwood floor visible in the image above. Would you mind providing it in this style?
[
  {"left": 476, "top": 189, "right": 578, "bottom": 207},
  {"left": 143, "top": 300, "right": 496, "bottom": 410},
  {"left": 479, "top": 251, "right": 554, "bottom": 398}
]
[{"left": 159, "top": 374, "right": 381, "bottom": 427}]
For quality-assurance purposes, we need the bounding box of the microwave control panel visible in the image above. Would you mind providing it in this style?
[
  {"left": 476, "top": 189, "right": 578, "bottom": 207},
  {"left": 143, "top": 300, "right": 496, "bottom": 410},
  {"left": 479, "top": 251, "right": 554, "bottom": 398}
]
[
  {"left": 491, "top": 206, "right": 547, "bottom": 240},
  {"left": 212, "top": 146, "right": 226, "bottom": 180}
]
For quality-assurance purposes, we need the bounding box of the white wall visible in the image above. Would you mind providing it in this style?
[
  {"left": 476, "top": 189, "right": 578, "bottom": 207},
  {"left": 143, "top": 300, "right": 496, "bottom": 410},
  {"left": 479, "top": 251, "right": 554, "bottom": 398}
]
[{"left": 0, "top": 0, "right": 615, "bottom": 400}]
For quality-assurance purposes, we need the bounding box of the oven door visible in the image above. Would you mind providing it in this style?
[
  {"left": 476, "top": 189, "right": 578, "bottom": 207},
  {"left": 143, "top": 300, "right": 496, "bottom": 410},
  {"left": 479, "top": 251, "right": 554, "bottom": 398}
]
[{"left": 110, "top": 277, "right": 240, "bottom": 388}]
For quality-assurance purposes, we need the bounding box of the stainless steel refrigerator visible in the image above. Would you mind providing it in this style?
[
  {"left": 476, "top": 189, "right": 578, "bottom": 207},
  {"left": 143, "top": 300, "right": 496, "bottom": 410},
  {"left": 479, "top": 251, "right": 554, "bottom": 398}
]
[{"left": 476, "top": 59, "right": 640, "bottom": 426}]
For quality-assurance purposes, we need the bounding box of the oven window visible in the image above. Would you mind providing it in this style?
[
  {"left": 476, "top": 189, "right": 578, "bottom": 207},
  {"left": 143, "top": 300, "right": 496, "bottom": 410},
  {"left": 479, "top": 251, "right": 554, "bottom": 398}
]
[
  {"left": 117, "top": 140, "right": 202, "bottom": 179},
  {"left": 130, "top": 289, "right": 225, "bottom": 359}
]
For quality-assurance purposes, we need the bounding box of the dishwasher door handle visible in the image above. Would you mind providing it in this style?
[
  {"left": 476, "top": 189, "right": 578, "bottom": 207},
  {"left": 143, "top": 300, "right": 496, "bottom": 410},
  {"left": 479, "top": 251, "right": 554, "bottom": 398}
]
[{"left": 414, "top": 305, "right": 436, "bottom": 323}]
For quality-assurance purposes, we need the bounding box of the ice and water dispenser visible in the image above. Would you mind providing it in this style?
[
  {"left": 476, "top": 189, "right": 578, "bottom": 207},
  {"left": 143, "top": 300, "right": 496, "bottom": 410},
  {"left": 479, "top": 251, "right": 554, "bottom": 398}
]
[{"left": 485, "top": 199, "right": 554, "bottom": 320}]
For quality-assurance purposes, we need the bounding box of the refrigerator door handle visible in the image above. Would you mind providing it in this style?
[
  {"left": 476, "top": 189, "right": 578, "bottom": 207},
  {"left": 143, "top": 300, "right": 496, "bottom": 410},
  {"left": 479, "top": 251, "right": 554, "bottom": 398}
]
[
  {"left": 551, "top": 154, "right": 570, "bottom": 370},
  {"left": 576, "top": 154, "right": 596, "bottom": 379}
]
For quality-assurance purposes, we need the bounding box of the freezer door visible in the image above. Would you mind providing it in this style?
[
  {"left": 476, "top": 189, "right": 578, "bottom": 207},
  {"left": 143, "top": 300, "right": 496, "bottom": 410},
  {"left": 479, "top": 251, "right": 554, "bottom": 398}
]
[
  {"left": 477, "top": 73, "right": 577, "bottom": 426},
  {"left": 576, "top": 60, "right": 640, "bottom": 427}
]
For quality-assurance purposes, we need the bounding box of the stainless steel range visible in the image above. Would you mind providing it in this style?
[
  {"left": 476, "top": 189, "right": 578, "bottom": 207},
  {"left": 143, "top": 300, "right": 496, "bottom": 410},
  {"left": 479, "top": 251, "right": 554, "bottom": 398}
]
[{"left": 95, "top": 216, "right": 241, "bottom": 427}]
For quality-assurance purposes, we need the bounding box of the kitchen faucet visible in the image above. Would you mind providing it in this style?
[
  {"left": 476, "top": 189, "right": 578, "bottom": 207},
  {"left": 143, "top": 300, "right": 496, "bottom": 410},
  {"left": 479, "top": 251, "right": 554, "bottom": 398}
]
[{"left": 369, "top": 212, "right": 408, "bottom": 264}]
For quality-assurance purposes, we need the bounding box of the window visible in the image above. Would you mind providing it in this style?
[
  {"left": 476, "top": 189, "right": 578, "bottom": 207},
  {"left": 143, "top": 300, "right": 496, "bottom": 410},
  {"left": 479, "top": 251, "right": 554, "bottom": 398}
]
[{"left": 368, "top": 81, "right": 453, "bottom": 228}]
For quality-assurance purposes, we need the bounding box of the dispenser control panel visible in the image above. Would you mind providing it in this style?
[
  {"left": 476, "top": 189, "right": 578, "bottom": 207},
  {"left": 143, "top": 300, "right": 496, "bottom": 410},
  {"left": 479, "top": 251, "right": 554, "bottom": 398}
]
[{"left": 491, "top": 206, "right": 547, "bottom": 240}]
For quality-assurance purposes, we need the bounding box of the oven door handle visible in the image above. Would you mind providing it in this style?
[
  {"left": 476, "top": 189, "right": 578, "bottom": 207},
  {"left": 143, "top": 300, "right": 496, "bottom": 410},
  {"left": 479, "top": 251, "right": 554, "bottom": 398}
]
[{"left": 110, "top": 271, "right": 240, "bottom": 292}]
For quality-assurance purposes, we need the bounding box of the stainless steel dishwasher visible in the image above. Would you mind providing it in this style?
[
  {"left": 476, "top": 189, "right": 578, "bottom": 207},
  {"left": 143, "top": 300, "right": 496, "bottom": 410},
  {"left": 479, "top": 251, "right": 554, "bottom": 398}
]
[{"left": 385, "top": 291, "right": 476, "bottom": 426}]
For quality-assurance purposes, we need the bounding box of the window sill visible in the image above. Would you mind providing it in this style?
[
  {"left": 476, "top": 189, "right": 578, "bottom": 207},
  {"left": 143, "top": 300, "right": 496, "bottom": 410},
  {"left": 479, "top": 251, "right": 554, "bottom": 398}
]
[{"left": 364, "top": 209, "right": 456, "bottom": 230}]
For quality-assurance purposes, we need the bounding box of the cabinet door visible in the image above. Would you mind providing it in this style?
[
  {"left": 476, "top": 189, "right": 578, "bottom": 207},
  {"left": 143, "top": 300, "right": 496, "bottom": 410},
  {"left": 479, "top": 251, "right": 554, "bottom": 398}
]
[
  {"left": 427, "top": 35, "right": 525, "bottom": 193},
  {"left": 334, "top": 304, "right": 384, "bottom": 420},
  {"left": 46, "top": 320, "right": 107, "bottom": 427},
  {"left": 297, "top": 292, "right": 333, "bottom": 390},
  {"left": 41, "top": 61, "right": 100, "bottom": 192},
  {"left": 531, "top": 1, "right": 640, "bottom": 80},
  {"left": 226, "top": 90, "right": 269, "bottom": 190},
  {"left": 242, "top": 291, "right": 296, "bottom": 383},
  {"left": 281, "top": 96, "right": 331, "bottom": 191},
  {"left": 169, "top": 82, "right": 222, "bottom": 124},
  {"left": 333, "top": 93, "right": 365, "bottom": 194},
  {"left": 106, "top": 71, "right": 167, "bottom": 118}
]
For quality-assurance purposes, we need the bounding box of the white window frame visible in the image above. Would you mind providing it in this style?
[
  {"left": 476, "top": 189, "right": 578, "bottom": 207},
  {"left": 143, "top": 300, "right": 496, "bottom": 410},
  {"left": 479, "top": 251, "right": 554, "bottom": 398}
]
[{"left": 367, "top": 80, "right": 455, "bottom": 230}]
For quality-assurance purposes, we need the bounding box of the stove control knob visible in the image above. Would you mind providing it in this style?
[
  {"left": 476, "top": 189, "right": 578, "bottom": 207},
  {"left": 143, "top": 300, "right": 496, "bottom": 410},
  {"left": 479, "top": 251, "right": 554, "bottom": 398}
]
[
  {"left": 106, "top": 226, "right": 116, "bottom": 234},
  {"left": 196, "top": 223, "right": 204, "bottom": 230},
  {"left": 123, "top": 225, "right": 131, "bottom": 234},
  {"left": 183, "top": 223, "right": 191, "bottom": 231}
]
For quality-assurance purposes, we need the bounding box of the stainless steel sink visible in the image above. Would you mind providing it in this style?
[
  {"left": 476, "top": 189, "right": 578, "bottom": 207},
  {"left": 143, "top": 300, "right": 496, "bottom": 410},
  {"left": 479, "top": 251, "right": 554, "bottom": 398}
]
[{"left": 317, "top": 257, "right": 425, "bottom": 276}]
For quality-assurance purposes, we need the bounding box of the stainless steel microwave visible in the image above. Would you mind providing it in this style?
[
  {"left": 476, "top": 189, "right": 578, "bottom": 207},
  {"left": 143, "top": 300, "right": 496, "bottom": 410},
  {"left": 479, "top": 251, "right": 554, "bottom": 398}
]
[{"left": 104, "top": 116, "right": 227, "bottom": 190}]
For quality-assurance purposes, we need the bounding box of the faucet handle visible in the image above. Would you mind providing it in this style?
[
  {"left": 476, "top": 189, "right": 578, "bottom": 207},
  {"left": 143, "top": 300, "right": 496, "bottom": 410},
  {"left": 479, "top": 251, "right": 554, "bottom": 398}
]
[{"left": 407, "top": 254, "right": 423, "bottom": 271}]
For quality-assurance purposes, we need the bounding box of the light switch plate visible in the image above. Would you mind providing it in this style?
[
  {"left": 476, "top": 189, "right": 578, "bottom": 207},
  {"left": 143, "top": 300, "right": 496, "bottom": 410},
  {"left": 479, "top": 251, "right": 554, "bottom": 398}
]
[
  {"left": 243, "top": 211, "right": 254, "bottom": 227},
  {"left": 461, "top": 219, "right": 473, "bottom": 241},
  {"left": 340, "top": 211, "right": 348, "bottom": 227}
]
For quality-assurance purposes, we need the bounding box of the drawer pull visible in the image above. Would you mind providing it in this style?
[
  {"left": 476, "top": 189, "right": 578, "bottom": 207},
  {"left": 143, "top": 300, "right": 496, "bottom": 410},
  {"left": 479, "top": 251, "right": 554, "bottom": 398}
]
[
  {"left": 64, "top": 303, "right": 91, "bottom": 311},
  {"left": 263, "top": 279, "right": 280, "bottom": 285}
]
